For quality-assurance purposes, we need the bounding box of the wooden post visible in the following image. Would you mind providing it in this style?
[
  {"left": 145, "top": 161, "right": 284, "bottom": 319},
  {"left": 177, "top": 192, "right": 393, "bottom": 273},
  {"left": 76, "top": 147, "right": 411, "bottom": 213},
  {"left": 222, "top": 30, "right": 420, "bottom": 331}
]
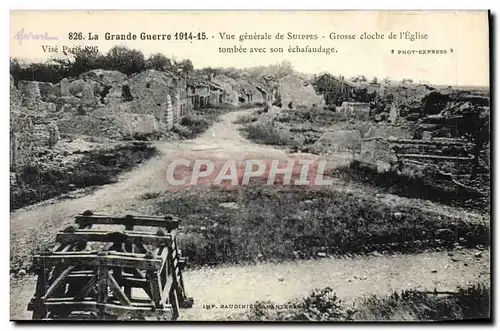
[
  {"left": 31, "top": 267, "right": 50, "bottom": 319},
  {"left": 96, "top": 266, "right": 109, "bottom": 319}
]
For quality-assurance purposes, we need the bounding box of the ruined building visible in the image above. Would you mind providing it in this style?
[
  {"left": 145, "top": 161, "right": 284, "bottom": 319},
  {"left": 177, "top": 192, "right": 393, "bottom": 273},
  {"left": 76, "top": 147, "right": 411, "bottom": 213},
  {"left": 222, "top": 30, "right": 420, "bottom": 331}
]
[
  {"left": 307, "top": 73, "right": 358, "bottom": 108},
  {"left": 187, "top": 77, "right": 225, "bottom": 109}
]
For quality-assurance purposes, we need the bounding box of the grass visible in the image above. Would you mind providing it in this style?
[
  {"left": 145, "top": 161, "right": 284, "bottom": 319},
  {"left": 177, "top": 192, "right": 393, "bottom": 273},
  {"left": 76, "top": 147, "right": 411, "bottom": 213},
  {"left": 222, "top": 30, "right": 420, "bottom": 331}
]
[
  {"left": 10, "top": 142, "right": 157, "bottom": 210},
  {"left": 174, "top": 112, "right": 218, "bottom": 139},
  {"left": 356, "top": 282, "right": 491, "bottom": 321},
  {"left": 337, "top": 160, "right": 489, "bottom": 210},
  {"left": 239, "top": 122, "right": 290, "bottom": 146},
  {"left": 151, "top": 185, "right": 489, "bottom": 267},
  {"left": 233, "top": 113, "right": 258, "bottom": 124},
  {"left": 241, "top": 282, "right": 490, "bottom": 321}
]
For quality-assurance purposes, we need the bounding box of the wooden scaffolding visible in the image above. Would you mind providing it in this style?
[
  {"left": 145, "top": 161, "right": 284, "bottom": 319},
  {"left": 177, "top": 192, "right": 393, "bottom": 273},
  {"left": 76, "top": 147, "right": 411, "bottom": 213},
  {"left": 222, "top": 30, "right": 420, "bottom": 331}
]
[{"left": 27, "top": 211, "right": 194, "bottom": 321}]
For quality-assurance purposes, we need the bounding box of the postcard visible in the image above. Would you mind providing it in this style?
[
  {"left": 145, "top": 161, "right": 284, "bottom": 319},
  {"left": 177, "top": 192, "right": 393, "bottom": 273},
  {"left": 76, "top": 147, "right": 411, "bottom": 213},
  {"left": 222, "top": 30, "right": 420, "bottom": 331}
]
[{"left": 10, "top": 10, "right": 491, "bottom": 322}]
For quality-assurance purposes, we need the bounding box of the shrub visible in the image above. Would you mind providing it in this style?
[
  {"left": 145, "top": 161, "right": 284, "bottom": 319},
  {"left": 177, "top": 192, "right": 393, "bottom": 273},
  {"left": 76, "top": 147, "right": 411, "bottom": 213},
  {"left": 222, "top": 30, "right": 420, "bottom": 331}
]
[
  {"left": 240, "top": 122, "right": 289, "bottom": 145},
  {"left": 357, "top": 283, "right": 490, "bottom": 321},
  {"left": 243, "top": 283, "right": 490, "bottom": 321},
  {"left": 175, "top": 115, "right": 212, "bottom": 139},
  {"left": 244, "top": 288, "right": 356, "bottom": 321},
  {"left": 233, "top": 113, "right": 258, "bottom": 124}
]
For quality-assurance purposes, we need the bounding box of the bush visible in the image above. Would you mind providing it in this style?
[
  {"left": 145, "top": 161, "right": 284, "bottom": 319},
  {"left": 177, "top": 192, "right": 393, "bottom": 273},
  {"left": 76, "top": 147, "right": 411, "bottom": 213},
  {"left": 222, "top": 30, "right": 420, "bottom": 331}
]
[
  {"left": 233, "top": 113, "right": 258, "bottom": 124},
  {"left": 105, "top": 46, "right": 146, "bottom": 75},
  {"left": 357, "top": 283, "right": 490, "bottom": 321},
  {"left": 174, "top": 115, "right": 212, "bottom": 139},
  {"left": 245, "top": 288, "right": 356, "bottom": 321},
  {"left": 146, "top": 53, "right": 172, "bottom": 71},
  {"left": 240, "top": 122, "right": 289, "bottom": 145},
  {"left": 243, "top": 283, "right": 490, "bottom": 321}
]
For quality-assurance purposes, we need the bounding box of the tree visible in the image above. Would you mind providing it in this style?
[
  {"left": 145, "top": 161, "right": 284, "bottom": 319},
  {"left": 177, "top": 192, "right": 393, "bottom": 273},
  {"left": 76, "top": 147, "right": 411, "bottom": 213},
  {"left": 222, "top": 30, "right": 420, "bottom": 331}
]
[
  {"left": 10, "top": 58, "right": 22, "bottom": 85},
  {"left": 105, "top": 46, "right": 146, "bottom": 75},
  {"left": 146, "top": 53, "right": 172, "bottom": 71},
  {"left": 371, "top": 77, "right": 379, "bottom": 84},
  {"left": 383, "top": 77, "right": 391, "bottom": 86},
  {"left": 177, "top": 59, "right": 194, "bottom": 75},
  {"left": 273, "top": 60, "right": 293, "bottom": 79},
  {"left": 55, "top": 49, "right": 107, "bottom": 77},
  {"left": 421, "top": 91, "right": 450, "bottom": 115}
]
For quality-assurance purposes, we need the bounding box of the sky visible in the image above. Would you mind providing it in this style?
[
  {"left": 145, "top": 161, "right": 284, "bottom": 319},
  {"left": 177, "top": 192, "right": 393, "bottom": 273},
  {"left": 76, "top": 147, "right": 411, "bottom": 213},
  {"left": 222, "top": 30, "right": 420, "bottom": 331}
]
[{"left": 10, "top": 10, "right": 490, "bottom": 87}]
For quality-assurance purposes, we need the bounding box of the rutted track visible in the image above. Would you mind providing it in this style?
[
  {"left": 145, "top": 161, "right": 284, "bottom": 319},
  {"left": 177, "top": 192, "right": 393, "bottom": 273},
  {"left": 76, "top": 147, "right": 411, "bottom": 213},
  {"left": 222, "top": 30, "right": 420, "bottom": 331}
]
[{"left": 10, "top": 108, "right": 490, "bottom": 320}]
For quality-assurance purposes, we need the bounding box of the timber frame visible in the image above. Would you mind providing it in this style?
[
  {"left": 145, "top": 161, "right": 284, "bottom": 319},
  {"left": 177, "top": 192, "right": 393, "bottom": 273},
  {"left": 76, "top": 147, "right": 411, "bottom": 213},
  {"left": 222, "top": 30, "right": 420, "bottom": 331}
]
[
  {"left": 388, "top": 137, "right": 475, "bottom": 168},
  {"left": 27, "top": 211, "right": 194, "bottom": 321}
]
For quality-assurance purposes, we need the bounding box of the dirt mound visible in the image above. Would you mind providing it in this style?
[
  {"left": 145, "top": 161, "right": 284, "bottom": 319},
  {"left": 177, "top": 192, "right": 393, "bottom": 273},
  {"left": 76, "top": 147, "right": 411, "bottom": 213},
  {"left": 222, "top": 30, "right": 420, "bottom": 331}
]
[{"left": 311, "top": 130, "right": 362, "bottom": 155}]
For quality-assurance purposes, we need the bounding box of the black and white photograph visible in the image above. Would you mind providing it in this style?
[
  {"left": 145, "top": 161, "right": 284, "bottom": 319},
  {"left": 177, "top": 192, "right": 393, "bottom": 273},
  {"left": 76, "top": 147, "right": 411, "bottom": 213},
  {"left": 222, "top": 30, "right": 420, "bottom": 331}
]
[{"left": 8, "top": 10, "right": 491, "bottom": 322}]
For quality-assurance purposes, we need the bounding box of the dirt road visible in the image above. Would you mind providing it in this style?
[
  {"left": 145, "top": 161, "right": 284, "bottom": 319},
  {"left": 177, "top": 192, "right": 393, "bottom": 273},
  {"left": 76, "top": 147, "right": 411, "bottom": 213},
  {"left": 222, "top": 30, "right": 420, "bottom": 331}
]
[{"left": 9, "top": 109, "right": 490, "bottom": 320}]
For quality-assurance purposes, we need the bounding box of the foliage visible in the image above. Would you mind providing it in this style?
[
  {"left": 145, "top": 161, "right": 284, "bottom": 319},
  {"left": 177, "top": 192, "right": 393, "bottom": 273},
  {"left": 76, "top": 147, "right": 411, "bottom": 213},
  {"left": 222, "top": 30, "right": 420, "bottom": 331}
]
[
  {"left": 245, "top": 288, "right": 357, "bottom": 321},
  {"left": 105, "top": 46, "right": 146, "bottom": 74},
  {"left": 9, "top": 46, "right": 189, "bottom": 83},
  {"left": 174, "top": 108, "right": 228, "bottom": 139},
  {"left": 240, "top": 122, "right": 290, "bottom": 145},
  {"left": 145, "top": 53, "right": 172, "bottom": 71},
  {"left": 338, "top": 160, "right": 488, "bottom": 209},
  {"left": 153, "top": 184, "right": 489, "bottom": 267},
  {"left": 177, "top": 59, "right": 194, "bottom": 75},
  {"left": 10, "top": 143, "right": 157, "bottom": 211},
  {"left": 357, "top": 283, "right": 490, "bottom": 321},
  {"left": 421, "top": 91, "right": 450, "bottom": 115},
  {"left": 244, "top": 283, "right": 490, "bottom": 321}
]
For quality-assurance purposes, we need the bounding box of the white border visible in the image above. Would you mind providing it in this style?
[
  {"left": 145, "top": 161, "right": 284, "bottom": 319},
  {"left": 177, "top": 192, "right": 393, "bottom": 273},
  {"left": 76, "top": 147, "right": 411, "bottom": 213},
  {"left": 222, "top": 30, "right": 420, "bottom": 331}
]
[{"left": 3, "top": 1, "right": 497, "bottom": 331}]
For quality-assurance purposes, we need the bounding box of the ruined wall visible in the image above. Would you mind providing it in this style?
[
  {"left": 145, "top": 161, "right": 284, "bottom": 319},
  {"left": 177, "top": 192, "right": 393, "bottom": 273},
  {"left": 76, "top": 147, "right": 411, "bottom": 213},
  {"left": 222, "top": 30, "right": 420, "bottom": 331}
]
[
  {"left": 79, "top": 69, "right": 128, "bottom": 86},
  {"left": 279, "top": 74, "right": 323, "bottom": 108},
  {"left": 38, "top": 82, "right": 60, "bottom": 101},
  {"left": 17, "top": 80, "right": 57, "bottom": 113},
  {"left": 126, "top": 70, "right": 175, "bottom": 128},
  {"left": 213, "top": 74, "right": 262, "bottom": 105},
  {"left": 213, "top": 75, "right": 239, "bottom": 105},
  {"left": 172, "top": 77, "right": 188, "bottom": 123},
  {"left": 18, "top": 81, "right": 41, "bottom": 107}
]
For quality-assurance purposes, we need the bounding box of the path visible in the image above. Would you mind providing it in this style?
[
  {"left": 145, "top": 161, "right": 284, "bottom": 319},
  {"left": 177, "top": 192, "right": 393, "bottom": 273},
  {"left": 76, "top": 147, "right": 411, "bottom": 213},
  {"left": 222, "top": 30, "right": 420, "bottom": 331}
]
[{"left": 9, "top": 108, "right": 490, "bottom": 320}]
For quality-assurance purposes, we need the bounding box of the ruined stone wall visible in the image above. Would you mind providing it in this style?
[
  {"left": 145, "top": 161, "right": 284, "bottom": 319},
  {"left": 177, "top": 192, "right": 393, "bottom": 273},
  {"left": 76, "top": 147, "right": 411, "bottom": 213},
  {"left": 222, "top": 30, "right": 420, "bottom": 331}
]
[
  {"left": 38, "top": 82, "right": 60, "bottom": 101},
  {"left": 79, "top": 69, "right": 127, "bottom": 87},
  {"left": 18, "top": 81, "right": 41, "bottom": 107},
  {"left": 126, "top": 70, "right": 175, "bottom": 128},
  {"left": 279, "top": 74, "right": 322, "bottom": 108}
]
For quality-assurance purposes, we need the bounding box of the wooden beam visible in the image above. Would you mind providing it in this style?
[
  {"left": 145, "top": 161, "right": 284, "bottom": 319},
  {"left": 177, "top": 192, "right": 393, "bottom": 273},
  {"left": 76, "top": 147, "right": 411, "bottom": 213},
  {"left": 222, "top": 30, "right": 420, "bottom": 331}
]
[
  {"left": 55, "top": 230, "right": 172, "bottom": 247},
  {"left": 74, "top": 214, "right": 180, "bottom": 231},
  {"left": 33, "top": 254, "right": 163, "bottom": 270},
  {"left": 42, "top": 266, "right": 75, "bottom": 300},
  {"left": 74, "top": 275, "right": 97, "bottom": 301},
  {"left": 43, "top": 300, "right": 173, "bottom": 319},
  {"left": 161, "top": 276, "right": 173, "bottom": 306},
  {"left": 388, "top": 137, "right": 472, "bottom": 146},
  {"left": 396, "top": 154, "right": 474, "bottom": 161},
  {"left": 108, "top": 273, "right": 132, "bottom": 306},
  {"left": 147, "top": 271, "right": 162, "bottom": 308}
]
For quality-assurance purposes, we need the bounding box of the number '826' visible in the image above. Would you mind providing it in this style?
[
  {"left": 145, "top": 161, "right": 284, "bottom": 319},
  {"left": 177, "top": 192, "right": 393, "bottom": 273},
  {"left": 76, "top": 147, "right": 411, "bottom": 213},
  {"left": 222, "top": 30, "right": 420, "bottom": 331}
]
[{"left": 68, "top": 32, "right": 84, "bottom": 40}]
